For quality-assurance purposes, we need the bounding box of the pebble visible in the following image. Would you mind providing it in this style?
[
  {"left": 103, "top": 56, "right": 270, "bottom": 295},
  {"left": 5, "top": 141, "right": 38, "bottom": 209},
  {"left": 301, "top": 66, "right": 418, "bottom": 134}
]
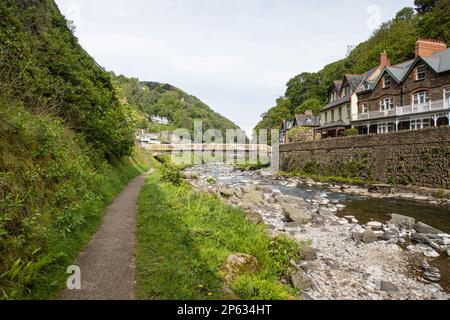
[{"left": 367, "top": 221, "right": 383, "bottom": 229}]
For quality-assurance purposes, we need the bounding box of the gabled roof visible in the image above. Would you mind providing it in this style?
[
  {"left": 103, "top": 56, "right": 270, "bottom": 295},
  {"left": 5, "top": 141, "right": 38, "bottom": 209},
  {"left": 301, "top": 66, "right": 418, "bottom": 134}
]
[
  {"left": 321, "top": 96, "right": 350, "bottom": 112},
  {"left": 361, "top": 48, "right": 450, "bottom": 93}
]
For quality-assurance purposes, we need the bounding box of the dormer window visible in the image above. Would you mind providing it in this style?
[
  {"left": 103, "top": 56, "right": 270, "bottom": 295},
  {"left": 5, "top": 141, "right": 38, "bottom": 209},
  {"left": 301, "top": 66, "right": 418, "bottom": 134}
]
[
  {"left": 383, "top": 76, "right": 392, "bottom": 89},
  {"left": 343, "top": 86, "right": 351, "bottom": 97},
  {"left": 363, "top": 82, "right": 370, "bottom": 91},
  {"left": 416, "top": 64, "right": 426, "bottom": 81}
]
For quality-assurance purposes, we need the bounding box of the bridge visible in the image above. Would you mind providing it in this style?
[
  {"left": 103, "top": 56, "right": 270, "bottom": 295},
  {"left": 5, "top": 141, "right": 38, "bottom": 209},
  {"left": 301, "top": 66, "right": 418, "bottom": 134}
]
[{"left": 140, "top": 143, "right": 272, "bottom": 156}]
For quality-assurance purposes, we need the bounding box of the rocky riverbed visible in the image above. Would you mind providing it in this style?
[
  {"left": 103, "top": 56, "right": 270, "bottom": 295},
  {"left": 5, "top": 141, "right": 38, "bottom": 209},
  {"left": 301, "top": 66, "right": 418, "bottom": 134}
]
[{"left": 183, "top": 163, "right": 450, "bottom": 300}]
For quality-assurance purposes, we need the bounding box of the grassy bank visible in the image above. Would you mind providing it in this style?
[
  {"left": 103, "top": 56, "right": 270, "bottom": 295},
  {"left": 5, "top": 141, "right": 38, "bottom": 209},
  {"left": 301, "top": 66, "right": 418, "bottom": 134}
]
[
  {"left": 0, "top": 105, "right": 151, "bottom": 299},
  {"left": 136, "top": 159, "right": 300, "bottom": 300}
]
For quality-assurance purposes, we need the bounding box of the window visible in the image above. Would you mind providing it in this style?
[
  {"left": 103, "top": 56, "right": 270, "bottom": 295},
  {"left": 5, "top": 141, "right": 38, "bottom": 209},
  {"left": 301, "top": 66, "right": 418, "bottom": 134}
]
[
  {"left": 410, "top": 118, "right": 431, "bottom": 130},
  {"left": 324, "top": 112, "right": 328, "bottom": 123},
  {"left": 380, "top": 98, "right": 393, "bottom": 111},
  {"left": 444, "top": 88, "right": 450, "bottom": 104},
  {"left": 383, "top": 76, "right": 392, "bottom": 89},
  {"left": 363, "top": 82, "right": 370, "bottom": 91},
  {"left": 331, "top": 110, "right": 335, "bottom": 122},
  {"left": 338, "top": 107, "right": 343, "bottom": 120},
  {"left": 416, "top": 64, "right": 426, "bottom": 81},
  {"left": 343, "top": 86, "right": 351, "bottom": 97},
  {"left": 413, "top": 91, "right": 430, "bottom": 105},
  {"left": 361, "top": 103, "right": 369, "bottom": 114},
  {"left": 377, "top": 123, "right": 395, "bottom": 134}
]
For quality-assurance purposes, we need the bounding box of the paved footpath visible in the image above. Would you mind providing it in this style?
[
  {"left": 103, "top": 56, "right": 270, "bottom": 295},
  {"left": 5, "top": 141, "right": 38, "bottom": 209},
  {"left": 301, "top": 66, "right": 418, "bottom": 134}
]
[{"left": 60, "top": 173, "right": 149, "bottom": 300}]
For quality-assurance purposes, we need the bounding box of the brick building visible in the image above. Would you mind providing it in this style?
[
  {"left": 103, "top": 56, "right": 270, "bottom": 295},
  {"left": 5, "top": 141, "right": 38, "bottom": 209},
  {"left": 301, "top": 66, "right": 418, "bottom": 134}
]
[{"left": 352, "top": 39, "right": 450, "bottom": 134}]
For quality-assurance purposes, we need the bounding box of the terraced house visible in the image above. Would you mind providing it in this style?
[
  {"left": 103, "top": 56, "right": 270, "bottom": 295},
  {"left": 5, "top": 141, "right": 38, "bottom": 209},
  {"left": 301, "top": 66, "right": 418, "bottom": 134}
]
[
  {"left": 318, "top": 51, "right": 391, "bottom": 138},
  {"left": 352, "top": 39, "right": 450, "bottom": 134}
]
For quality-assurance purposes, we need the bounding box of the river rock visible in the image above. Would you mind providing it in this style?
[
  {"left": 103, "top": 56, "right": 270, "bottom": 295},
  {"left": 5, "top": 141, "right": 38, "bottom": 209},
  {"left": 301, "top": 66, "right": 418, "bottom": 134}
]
[
  {"left": 414, "top": 222, "right": 443, "bottom": 235},
  {"left": 389, "top": 213, "right": 415, "bottom": 230},
  {"left": 298, "top": 245, "right": 318, "bottom": 261},
  {"left": 423, "top": 268, "right": 441, "bottom": 282},
  {"left": 383, "top": 228, "right": 400, "bottom": 241},
  {"left": 241, "top": 190, "right": 264, "bottom": 205},
  {"left": 362, "top": 228, "right": 378, "bottom": 244},
  {"left": 234, "top": 188, "right": 244, "bottom": 199},
  {"left": 290, "top": 270, "right": 313, "bottom": 291},
  {"left": 245, "top": 211, "right": 264, "bottom": 225},
  {"left": 423, "top": 249, "right": 440, "bottom": 258},
  {"left": 219, "top": 186, "right": 235, "bottom": 198},
  {"left": 367, "top": 221, "right": 383, "bottom": 229},
  {"left": 446, "top": 248, "right": 450, "bottom": 257},
  {"left": 221, "top": 253, "right": 259, "bottom": 284},
  {"left": 282, "top": 207, "right": 313, "bottom": 225}
]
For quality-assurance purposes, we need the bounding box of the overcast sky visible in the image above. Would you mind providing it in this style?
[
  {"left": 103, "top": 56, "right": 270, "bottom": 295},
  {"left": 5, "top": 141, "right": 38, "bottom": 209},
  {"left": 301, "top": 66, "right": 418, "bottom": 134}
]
[{"left": 56, "top": 0, "right": 414, "bottom": 136}]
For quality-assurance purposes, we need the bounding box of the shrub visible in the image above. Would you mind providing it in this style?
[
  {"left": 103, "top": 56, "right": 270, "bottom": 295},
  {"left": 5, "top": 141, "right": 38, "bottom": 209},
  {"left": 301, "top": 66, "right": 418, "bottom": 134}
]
[{"left": 343, "top": 128, "right": 359, "bottom": 136}]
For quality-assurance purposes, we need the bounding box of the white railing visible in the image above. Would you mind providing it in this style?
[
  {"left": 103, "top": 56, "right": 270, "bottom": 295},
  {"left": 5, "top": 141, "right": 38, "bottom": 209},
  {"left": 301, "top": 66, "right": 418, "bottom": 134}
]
[{"left": 353, "top": 99, "right": 449, "bottom": 121}]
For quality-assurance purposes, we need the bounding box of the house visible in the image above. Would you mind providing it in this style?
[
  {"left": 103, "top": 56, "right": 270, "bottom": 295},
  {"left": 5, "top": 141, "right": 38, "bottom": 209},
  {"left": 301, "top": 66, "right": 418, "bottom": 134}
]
[
  {"left": 352, "top": 39, "right": 450, "bottom": 134},
  {"left": 281, "top": 110, "right": 321, "bottom": 144},
  {"left": 318, "top": 52, "right": 390, "bottom": 139},
  {"left": 150, "top": 115, "right": 170, "bottom": 125},
  {"left": 136, "top": 130, "right": 162, "bottom": 144}
]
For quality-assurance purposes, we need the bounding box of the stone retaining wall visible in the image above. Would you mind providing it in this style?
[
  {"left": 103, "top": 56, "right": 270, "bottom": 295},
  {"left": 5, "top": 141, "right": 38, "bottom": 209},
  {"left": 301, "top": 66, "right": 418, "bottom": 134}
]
[{"left": 279, "top": 127, "right": 450, "bottom": 189}]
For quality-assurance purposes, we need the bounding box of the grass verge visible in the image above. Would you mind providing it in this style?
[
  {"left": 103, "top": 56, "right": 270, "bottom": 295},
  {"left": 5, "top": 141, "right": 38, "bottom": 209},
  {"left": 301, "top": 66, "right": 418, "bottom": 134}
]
[{"left": 136, "top": 160, "right": 300, "bottom": 300}]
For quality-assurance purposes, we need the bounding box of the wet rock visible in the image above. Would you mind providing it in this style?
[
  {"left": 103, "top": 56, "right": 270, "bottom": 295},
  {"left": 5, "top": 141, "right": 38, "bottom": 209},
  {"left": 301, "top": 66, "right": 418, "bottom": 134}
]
[
  {"left": 290, "top": 270, "right": 313, "bottom": 291},
  {"left": 221, "top": 253, "right": 259, "bottom": 284},
  {"left": 282, "top": 207, "right": 313, "bottom": 225},
  {"left": 414, "top": 222, "right": 443, "bottom": 235},
  {"left": 447, "top": 248, "right": 450, "bottom": 257},
  {"left": 362, "top": 228, "right": 378, "bottom": 244},
  {"left": 389, "top": 213, "right": 415, "bottom": 230},
  {"left": 380, "top": 281, "right": 399, "bottom": 293}
]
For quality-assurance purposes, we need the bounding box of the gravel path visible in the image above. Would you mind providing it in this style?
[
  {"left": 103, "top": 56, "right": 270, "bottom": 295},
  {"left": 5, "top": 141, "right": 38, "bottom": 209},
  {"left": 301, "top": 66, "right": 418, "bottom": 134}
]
[{"left": 60, "top": 173, "right": 148, "bottom": 300}]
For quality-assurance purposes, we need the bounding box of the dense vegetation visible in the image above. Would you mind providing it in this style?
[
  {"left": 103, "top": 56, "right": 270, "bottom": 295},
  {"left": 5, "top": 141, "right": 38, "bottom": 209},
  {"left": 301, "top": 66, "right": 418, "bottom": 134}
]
[
  {"left": 112, "top": 74, "right": 241, "bottom": 137},
  {"left": 0, "top": 0, "right": 150, "bottom": 298},
  {"left": 136, "top": 158, "right": 300, "bottom": 300},
  {"left": 255, "top": 1, "right": 450, "bottom": 137}
]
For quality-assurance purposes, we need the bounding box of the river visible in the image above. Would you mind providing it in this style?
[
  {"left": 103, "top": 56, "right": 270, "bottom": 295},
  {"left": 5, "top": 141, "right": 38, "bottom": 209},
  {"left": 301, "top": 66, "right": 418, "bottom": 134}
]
[{"left": 183, "top": 163, "right": 450, "bottom": 300}]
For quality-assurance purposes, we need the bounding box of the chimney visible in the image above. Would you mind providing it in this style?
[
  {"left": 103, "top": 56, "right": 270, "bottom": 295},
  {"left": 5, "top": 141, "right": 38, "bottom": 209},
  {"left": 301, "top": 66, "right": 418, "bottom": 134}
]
[
  {"left": 380, "top": 51, "right": 391, "bottom": 68},
  {"left": 415, "top": 39, "right": 447, "bottom": 57}
]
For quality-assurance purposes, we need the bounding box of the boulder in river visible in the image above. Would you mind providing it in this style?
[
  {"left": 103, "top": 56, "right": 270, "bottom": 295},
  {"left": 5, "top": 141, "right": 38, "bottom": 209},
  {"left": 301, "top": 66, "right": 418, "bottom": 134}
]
[
  {"left": 389, "top": 213, "right": 415, "bottom": 230},
  {"left": 241, "top": 190, "right": 264, "bottom": 206},
  {"left": 414, "top": 222, "right": 443, "bottom": 235}
]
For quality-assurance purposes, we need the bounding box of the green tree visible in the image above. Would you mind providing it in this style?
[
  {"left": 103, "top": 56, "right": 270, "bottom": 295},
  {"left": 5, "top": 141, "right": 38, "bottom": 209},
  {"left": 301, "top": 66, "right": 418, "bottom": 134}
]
[{"left": 294, "top": 98, "right": 323, "bottom": 114}]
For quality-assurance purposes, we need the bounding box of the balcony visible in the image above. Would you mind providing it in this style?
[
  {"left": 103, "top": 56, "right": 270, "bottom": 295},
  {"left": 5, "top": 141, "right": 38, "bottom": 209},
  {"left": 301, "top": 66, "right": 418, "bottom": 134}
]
[{"left": 353, "top": 99, "right": 449, "bottom": 121}]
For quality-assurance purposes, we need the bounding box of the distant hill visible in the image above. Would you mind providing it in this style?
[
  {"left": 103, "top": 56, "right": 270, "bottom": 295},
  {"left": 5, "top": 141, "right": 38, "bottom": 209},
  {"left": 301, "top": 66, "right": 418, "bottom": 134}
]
[
  {"left": 112, "top": 74, "right": 242, "bottom": 137},
  {"left": 255, "top": 1, "right": 449, "bottom": 139}
]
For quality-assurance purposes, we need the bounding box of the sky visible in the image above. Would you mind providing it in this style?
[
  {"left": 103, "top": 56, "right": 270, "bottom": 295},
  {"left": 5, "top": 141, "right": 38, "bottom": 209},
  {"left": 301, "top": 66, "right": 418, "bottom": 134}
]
[{"left": 56, "top": 0, "right": 414, "bottom": 136}]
